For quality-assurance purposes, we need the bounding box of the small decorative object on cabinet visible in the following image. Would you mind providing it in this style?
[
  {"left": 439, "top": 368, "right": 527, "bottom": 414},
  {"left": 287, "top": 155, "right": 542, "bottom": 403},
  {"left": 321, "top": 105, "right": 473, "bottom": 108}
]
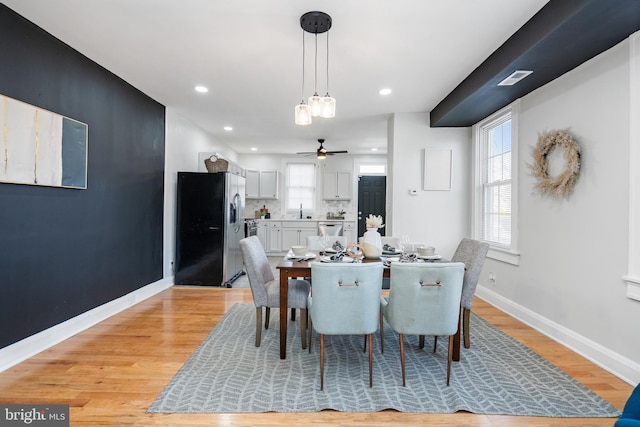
[{"left": 362, "top": 215, "right": 384, "bottom": 259}]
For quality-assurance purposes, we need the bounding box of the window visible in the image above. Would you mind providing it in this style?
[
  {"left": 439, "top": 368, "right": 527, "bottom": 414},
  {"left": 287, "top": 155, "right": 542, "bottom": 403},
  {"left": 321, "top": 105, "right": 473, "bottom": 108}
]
[
  {"left": 472, "top": 103, "right": 519, "bottom": 264},
  {"left": 286, "top": 163, "right": 316, "bottom": 211},
  {"left": 359, "top": 164, "right": 386, "bottom": 175}
]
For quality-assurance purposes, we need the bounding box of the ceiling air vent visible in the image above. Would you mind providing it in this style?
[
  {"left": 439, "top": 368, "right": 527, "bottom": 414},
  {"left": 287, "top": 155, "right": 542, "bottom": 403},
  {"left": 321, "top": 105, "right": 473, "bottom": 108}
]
[{"left": 498, "top": 70, "right": 533, "bottom": 86}]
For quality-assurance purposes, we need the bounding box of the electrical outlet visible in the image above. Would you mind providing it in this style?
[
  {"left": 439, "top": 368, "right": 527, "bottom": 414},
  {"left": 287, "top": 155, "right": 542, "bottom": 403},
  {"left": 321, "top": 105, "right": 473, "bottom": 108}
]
[{"left": 489, "top": 273, "right": 497, "bottom": 285}]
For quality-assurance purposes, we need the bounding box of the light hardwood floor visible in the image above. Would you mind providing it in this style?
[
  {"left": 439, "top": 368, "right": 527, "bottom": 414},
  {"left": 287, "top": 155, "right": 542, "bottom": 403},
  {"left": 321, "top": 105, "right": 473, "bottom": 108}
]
[{"left": 0, "top": 287, "right": 632, "bottom": 426}]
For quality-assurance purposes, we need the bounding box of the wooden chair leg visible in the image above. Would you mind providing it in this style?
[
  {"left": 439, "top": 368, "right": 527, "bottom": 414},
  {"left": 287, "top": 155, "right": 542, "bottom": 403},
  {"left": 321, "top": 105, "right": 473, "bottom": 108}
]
[
  {"left": 463, "top": 307, "right": 471, "bottom": 348},
  {"left": 255, "top": 307, "right": 262, "bottom": 347},
  {"left": 433, "top": 336, "right": 438, "bottom": 353},
  {"left": 380, "top": 313, "right": 384, "bottom": 354},
  {"left": 399, "top": 333, "right": 406, "bottom": 387},
  {"left": 368, "top": 333, "right": 373, "bottom": 387},
  {"left": 300, "top": 308, "right": 307, "bottom": 349},
  {"left": 265, "top": 307, "right": 270, "bottom": 329},
  {"left": 447, "top": 335, "right": 453, "bottom": 386},
  {"left": 320, "top": 334, "right": 325, "bottom": 391},
  {"left": 419, "top": 335, "right": 425, "bottom": 349}
]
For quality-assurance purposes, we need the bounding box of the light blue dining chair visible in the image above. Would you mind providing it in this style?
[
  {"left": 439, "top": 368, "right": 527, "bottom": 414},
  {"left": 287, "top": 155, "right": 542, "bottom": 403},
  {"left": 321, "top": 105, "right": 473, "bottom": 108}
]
[
  {"left": 239, "top": 236, "right": 310, "bottom": 349},
  {"left": 308, "top": 262, "right": 384, "bottom": 390},
  {"left": 380, "top": 262, "right": 465, "bottom": 386}
]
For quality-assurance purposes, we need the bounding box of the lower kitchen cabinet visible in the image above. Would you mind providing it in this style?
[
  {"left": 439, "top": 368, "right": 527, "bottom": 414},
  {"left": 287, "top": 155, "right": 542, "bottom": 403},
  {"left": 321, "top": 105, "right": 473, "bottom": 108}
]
[{"left": 282, "top": 221, "right": 316, "bottom": 250}]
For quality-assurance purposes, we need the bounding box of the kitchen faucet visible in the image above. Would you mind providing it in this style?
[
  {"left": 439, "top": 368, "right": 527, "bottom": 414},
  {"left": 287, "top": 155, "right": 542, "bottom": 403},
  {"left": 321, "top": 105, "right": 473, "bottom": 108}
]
[{"left": 299, "top": 203, "right": 303, "bottom": 219}]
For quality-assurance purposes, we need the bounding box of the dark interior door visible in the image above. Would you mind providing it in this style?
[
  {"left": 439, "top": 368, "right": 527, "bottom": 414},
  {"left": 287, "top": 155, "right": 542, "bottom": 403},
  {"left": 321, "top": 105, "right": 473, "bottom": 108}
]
[
  {"left": 175, "top": 172, "right": 225, "bottom": 285},
  {"left": 357, "top": 175, "right": 386, "bottom": 237}
]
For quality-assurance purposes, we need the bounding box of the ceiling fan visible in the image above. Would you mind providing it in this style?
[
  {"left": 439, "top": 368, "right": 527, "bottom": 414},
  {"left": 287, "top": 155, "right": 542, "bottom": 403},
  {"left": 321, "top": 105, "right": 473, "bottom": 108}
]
[{"left": 296, "top": 139, "right": 348, "bottom": 159}]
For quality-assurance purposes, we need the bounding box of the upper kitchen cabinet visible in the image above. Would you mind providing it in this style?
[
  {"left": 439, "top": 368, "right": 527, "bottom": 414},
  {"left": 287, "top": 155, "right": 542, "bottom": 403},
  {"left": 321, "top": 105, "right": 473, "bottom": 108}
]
[
  {"left": 246, "top": 169, "right": 278, "bottom": 199},
  {"left": 323, "top": 171, "right": 351, "bottom": 200}
]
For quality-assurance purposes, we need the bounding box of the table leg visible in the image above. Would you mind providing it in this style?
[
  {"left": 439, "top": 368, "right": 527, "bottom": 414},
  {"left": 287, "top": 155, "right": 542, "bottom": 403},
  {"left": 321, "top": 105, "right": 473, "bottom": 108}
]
[
  {"left": 452, "top": 307, "right": 461, "bottom": 361},
  {"left": 279, "top": 268, "right": 289, "bottom": 359}
]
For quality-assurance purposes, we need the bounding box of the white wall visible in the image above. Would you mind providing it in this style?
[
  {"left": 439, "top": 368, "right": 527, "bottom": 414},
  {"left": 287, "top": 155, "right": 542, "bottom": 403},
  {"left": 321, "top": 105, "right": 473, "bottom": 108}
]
[
  {"left": 163, "top": 107, "right": 239, "bottom": 277},
  {"left": 476, "top": 37, "right": 640, "bottom": 384},
  {"left": 388, "top": 113, "right": 471, "bottom": 258}
]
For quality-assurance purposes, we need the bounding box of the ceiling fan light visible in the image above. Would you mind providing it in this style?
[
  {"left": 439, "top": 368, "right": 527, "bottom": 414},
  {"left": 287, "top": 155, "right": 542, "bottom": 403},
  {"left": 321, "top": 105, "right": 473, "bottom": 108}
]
[
  {"left": 320, "top": 94, "right": 335, "bottom": 118},
  {"left": 295, "top": 102, "right": 312, "bottom": 125},
  {"left": 317, "top": 151, "right": 326, "bottom": 160},
  {"left": 308, "top": 93, "right": 322, "bottom": 117}
]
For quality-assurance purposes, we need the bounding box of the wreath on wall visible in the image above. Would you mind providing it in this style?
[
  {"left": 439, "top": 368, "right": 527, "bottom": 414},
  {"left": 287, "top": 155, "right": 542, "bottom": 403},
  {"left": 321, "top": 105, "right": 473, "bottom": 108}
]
[{"left": 529, "top": 129, "right": 581, "bottom": 198}]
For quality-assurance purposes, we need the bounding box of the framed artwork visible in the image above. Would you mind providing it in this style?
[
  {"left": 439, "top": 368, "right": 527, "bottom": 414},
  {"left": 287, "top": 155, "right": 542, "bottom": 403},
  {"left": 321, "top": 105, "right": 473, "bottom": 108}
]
[
  {"left": 0, "top": 94, "right": 88, "bottom": 189},
  {"left": 423, "top": 148, "right": 452, "bottom": 191}
]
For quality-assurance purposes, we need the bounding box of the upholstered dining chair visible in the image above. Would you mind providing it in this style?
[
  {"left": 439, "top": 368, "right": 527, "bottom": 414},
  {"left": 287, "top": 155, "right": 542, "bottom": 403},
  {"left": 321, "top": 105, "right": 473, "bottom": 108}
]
[
  {"left": 307, "top": 262, "right": 384, "bottom": 390},
  {"left": 451, "top": 238, "right": 490, "bottom": 349},
  {"left": 380, "top": 262, "right": 465, "bottom": 386},
  {"left": 239, "top": 236, "right": 310, "bottom": 348}
]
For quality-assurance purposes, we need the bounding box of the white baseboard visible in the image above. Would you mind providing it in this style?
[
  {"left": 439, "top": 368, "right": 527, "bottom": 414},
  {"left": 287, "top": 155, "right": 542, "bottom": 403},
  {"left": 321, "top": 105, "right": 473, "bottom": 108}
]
[
  {"left": 0, "top": 277, "right": 174, "bottom": 373},
  {"left": 476, "top": 285, "right": 640, "bottom": 386}
]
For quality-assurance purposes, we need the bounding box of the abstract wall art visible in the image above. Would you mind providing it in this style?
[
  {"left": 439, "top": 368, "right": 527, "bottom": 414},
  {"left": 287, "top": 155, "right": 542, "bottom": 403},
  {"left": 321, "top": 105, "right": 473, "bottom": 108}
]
[{"left": 1, "top": 94, "right": 88, "bottom": 189}]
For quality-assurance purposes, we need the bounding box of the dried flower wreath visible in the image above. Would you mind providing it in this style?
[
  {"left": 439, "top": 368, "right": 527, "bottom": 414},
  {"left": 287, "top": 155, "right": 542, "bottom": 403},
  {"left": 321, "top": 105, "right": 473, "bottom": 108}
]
[{"left": 529, "top": 129, "right": 581, "bottom": 198}]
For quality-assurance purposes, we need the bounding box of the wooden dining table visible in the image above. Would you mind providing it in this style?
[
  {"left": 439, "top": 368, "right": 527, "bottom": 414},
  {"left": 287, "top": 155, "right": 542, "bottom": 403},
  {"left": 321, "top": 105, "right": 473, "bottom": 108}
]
[{"left": 275, "top": 255, "right": 462, "bottom": 360}]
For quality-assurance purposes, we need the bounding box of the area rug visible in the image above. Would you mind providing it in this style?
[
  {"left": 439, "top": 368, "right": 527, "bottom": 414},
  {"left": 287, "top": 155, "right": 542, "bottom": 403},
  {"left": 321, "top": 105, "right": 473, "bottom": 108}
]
[{"left": 148, "top": 303, "right": 620, "bottom": 416}]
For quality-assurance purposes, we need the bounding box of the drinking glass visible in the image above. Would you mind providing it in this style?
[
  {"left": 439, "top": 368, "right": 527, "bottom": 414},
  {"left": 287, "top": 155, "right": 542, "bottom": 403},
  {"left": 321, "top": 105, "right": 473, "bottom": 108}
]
[{"left": 399, "top": 235, "right": 410, "bottom": 253}]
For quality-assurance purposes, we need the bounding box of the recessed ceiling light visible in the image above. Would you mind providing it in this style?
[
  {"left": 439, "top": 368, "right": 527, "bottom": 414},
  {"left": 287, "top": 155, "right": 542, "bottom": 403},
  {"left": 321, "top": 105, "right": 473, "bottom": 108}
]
[
  {"left": 194, "top": 85, "right": 208, "bottom": 93},
  {"left": 223, "top": 126, "right": 233, "bottom": 131},
  {"left": 379, "top": 88, "right": 392, "bottom": 95},
  {"left": 250, "top": 147, "right": 257, "bottom": 151},
  {"left": 498, "top": 70, "right": 533, "bottom": 86}
]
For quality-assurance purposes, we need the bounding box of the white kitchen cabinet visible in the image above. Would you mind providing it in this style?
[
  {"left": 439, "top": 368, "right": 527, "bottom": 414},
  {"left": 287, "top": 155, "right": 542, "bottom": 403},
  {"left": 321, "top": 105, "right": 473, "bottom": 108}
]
[
  {"left": 246, "top": 170, "right": 278, "bottom": 199},
  {"left": 323, "top": 171, "right": 352, "bottom": 200},
  {"left": 259, "top": 170, "right": 278, "bottom": 199},
  {"left": 245, "top": 169, "right": 260, "bottom": 198},
  {"left": 256, "top": 220, "right": 268, "bottom": 249},
  {"left": 343, "top": 221, "right": 357, "bottom": 244},
  {"left": 267, "top": 221, "right": 282, "bottom": 252},
  {"left": 282, "top": 221, "right": 317, "bottom": 250}
]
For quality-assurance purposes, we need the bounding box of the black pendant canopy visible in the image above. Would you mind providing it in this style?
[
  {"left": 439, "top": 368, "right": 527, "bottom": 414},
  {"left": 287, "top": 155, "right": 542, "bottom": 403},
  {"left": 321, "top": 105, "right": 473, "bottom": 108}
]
[{"left": 300, "top": 11, "right": 332, "bottom": 34}]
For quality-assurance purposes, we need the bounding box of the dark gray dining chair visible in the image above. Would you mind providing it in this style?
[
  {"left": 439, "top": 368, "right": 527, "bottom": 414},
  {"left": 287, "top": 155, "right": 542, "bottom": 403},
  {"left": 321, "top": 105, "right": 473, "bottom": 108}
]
[
  {"left": 239, "top": 236, "right": 310, "bottom": 348},
  {"left": 451, "top": 238, "right": 490, "bottom": 349}
]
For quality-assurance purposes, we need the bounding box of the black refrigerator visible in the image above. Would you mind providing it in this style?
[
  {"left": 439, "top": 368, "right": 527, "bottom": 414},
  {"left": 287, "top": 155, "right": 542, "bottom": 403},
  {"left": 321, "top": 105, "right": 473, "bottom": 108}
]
[{"left": 175, "top": 171, "right": 245, "bottom": 287}]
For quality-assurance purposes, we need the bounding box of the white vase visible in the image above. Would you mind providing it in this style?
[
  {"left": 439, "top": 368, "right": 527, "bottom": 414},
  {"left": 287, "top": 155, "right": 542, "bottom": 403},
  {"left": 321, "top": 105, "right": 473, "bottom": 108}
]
[{"left": 362, "top": 227, "right": 382, "bottom": 259}]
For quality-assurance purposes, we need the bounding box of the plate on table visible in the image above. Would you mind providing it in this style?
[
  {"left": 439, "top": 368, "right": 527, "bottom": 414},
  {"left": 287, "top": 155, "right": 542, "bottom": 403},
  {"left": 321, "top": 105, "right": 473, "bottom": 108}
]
[
  {"left": 382, "top": 250, "right": 402, "bottom": 255},
  {"left": 286, "top": 252, "right": 316, "bottom": 260},
  {"left": 418, "top": 254, "right": 442, "bottom": 260},
  {"left": 320, "top": 255, "right": 354, "bottom": 263}
]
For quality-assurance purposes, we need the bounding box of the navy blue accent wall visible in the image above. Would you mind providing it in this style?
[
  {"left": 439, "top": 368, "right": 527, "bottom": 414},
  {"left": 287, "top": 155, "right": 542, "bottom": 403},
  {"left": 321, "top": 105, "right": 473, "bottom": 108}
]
[{"left": 0, "top": 5, "right": 165, "bottom": 348}]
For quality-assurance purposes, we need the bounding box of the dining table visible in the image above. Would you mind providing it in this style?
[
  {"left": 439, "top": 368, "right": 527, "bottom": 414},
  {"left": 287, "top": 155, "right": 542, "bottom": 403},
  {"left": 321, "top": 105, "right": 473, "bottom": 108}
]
[{"left": 275, "top": 253, "right": 462, "bottom": 360}]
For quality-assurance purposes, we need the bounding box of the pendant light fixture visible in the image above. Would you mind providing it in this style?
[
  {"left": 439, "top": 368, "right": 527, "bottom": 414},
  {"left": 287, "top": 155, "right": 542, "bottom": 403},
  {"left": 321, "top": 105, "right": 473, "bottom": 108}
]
[
  {"left": 294, "top": 11, "right": 335, "bottom": 125},
  {"left": 320, "top": 30, "right": 336, "bottom": 118},
  {"left": 294, "top": 30, "right": 312, "bottom": 125}
]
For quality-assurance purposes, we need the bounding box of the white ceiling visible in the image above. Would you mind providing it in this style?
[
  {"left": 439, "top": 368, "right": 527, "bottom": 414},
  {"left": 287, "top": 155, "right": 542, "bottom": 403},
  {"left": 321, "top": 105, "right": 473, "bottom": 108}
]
[{"left": 3, "top": 0, "right": 548, "bottom": 155}]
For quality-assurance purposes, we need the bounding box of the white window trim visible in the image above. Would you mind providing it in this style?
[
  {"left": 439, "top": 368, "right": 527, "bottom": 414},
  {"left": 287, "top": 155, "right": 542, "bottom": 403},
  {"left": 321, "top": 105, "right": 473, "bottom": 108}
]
[
  {"left": 625, "top": 31, "right": 640, "bottom": 300},
  {"left": 471, "top": 101, "right": 520, "bottom": 266}
]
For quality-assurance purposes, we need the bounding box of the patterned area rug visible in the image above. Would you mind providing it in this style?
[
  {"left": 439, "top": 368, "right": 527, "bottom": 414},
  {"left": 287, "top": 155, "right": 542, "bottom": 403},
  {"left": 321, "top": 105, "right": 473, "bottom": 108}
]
[{"left": 148, "top": 304, "right": 620, "bottom": 416}]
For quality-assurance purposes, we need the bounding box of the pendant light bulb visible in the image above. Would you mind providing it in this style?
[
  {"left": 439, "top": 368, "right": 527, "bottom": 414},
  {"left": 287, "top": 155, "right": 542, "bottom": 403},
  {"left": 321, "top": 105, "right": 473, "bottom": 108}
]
[
  {"left": 309, "top": 93, "right": 322, "bottom": 117},
  {"left": 295, "top": 101, "right": 312, "bottom": 125},
  {"left": 320, "top": 94, "right": 335, "bottom": 118}
]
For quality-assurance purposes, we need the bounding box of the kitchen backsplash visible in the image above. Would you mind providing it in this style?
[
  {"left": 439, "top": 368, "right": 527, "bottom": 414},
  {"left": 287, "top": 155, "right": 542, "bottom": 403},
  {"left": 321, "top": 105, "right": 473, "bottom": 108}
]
[{"left": 244, "top": 199, "right": 354, "bottom": 220}]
